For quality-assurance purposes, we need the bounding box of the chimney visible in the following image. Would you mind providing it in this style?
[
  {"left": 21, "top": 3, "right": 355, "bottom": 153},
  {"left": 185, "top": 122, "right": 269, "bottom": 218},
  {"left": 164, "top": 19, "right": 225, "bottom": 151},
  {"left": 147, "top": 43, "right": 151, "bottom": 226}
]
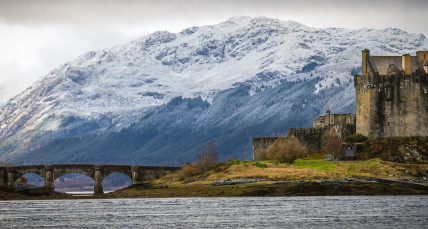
[
  {"left": 416, "top": 51, "right": 425, "bottom": 62},
  {"left": 402, "top": 54, "right": 411, "bottom": 75},
  {"left": 362, "top": 49, "right": 370, "bottom": 75}
]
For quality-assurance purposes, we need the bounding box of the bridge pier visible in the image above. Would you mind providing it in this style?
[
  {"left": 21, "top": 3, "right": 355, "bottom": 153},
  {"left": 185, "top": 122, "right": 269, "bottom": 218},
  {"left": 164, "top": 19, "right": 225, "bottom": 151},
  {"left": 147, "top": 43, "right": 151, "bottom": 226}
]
[
  {"left": 44, "top": 166, "right": 54, "bottom": 194},
  {"left": 7, "top": 171, "right": 15, "bottom": 188},
  {"left": 131, "top": 168, "right": 139, "bottom": 184},
  {"left": 0, "top": 169, "right": 5, "bottom": 187},
  {"left": 94, "top": 167, "right": 104, "bottom": 195}
]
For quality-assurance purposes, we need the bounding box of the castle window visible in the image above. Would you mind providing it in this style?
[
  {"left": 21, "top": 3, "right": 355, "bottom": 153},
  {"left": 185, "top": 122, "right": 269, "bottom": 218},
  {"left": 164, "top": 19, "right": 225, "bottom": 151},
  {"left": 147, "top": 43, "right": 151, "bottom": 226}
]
[{"left": 385, "top": 87, "right": 392, "bottom": 101}]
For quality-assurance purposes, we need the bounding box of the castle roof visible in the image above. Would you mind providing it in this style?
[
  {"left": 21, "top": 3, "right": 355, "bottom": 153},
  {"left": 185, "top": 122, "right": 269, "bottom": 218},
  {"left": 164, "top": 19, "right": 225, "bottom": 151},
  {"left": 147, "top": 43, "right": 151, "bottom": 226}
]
[{"left": 370, "top": 56, "right": 422, "bottom": 75}]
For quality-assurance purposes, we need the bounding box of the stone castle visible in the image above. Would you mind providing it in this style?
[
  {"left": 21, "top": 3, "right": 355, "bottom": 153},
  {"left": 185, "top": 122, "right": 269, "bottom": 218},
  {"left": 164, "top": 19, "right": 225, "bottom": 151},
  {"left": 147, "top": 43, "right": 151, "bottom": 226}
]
[
  {"left": 355, "top": 50, "right": 428, "bottom": 138},
  {"left": 253, "top": 50, "right": 428, "bottom": 160}
]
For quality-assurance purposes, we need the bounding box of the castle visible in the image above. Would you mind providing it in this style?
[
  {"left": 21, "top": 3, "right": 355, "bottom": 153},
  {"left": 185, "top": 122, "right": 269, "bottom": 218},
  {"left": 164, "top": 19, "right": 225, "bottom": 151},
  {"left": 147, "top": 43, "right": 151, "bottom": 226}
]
[
  {"left": 355, "top": 50, "right": 428, "bottom": 138},
  {"left": 253, "top": 50, "right": 428, "bottom": 160}
]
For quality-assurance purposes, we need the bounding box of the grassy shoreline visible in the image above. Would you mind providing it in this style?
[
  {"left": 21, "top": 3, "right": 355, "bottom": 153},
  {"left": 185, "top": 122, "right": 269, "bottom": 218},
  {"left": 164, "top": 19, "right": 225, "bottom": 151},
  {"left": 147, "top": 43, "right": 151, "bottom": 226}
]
[{"left": 1, "top": 158, "right": 427, "bottom": 200}]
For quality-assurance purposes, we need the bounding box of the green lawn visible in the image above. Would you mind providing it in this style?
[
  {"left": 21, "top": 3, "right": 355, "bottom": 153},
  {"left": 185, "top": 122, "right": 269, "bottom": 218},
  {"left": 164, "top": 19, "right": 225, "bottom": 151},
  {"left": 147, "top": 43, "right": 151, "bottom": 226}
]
[
  {"left": 293, "top": 159, "right": 338, "bottom": 171},
  {"left": 294, "top": 158, "right": 381, "bottom": 174}
]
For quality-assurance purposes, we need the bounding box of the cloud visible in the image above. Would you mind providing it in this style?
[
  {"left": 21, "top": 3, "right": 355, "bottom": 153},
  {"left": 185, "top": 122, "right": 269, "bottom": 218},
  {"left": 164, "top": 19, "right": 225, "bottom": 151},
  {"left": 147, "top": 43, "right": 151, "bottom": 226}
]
[{"left": 0, "top": 0, "right": 426, "bottom": 36}]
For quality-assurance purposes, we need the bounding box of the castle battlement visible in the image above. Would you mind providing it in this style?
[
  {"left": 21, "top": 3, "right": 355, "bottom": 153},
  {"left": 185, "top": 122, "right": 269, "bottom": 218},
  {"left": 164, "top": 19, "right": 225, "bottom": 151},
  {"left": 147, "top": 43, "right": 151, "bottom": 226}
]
[{"left": 313, "top": 107, "right": 356, "bottom": 128}]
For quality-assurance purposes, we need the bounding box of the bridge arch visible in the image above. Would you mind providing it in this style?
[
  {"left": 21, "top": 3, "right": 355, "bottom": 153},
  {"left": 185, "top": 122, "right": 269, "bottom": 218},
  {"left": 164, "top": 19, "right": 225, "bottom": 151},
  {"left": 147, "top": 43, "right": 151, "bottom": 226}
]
[
  {"left": 102, "top": 172, "right": 132, "bottom": 192},
  {"left": 52, "top": 168, "right": 95, "bottom": 181},
  {"left": 21, "top": 173, "right": 45, "bottom": 187},
  {"left": 11, "top": 172, "right": 45, "bottom": 190},
  {"left": 100, "top": 168, "right": 132, "bottom": 181},
  {"left": 14, "top": 171, "right": 45, "bottom": 181},
  {"left": 54, "top": 173, "right": 95, "bottom": 193}
]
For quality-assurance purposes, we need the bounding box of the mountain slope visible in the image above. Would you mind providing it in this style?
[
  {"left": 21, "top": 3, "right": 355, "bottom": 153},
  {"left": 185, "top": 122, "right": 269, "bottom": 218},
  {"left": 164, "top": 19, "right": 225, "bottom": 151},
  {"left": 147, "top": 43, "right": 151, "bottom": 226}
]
[{"left": 0, "top": 17, "right": 427, "bottom": 165}]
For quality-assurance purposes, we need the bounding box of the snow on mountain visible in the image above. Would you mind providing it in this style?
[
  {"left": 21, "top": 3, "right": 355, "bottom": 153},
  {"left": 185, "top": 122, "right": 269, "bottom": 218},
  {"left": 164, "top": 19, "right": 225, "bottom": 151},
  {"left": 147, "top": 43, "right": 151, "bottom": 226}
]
[{"left": 0, "top": 17, "right": 427, "bottom": 164}]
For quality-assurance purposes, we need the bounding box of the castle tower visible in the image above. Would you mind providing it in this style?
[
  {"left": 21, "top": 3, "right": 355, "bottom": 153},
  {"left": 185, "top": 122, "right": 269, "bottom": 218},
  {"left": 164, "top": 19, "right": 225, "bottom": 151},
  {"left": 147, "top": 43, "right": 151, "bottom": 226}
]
[
  {"left": 402, "top": 54, "right": 411, "bottom": 75},
  {"left": 354, "top": 49, "right": 428, "bottom": 139},
  {"left": 326, "top": 106, "right": 331, "bottom": 125}
]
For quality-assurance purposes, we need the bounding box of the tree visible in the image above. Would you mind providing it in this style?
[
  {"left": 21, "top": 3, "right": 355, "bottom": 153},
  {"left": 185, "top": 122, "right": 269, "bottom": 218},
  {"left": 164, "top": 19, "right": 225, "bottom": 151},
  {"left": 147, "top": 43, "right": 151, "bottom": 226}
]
[
  {"left": 344, "top": 133, "right": 368, "bottom": 143},
  {"left": 322, "top": 129, "right": 343, "bottom": 160},
  {"left": 16, "top": 176, "right": 28, "bottom": 183},
  {"left": 266, "top": 136, "right": 307, "bottom": 163},
  {"left": 195, "top": 140, "right": 218, "bottom": 174}
]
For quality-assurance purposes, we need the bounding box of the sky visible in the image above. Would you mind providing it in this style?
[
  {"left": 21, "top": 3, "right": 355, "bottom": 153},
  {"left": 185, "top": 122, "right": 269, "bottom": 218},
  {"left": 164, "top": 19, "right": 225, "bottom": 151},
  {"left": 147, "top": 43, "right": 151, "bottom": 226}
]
[{"left": 0, "top": 0, "right": 427, "bottom": 105}]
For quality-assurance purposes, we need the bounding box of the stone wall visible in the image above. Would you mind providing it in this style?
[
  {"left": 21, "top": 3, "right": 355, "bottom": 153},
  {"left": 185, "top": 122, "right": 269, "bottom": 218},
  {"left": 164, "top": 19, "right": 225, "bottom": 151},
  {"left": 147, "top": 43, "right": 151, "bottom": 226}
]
[
  {"left": 289, "top": 124, "right": 356, "bottom": 151},
  {"left": 313, "top": 113, "right": 356, "bottom": 128}
]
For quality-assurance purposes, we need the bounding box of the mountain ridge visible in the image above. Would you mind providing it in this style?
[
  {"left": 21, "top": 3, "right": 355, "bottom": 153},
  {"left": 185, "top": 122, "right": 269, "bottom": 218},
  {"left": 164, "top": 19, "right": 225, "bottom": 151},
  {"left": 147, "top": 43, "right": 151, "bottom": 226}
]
[{"left": 0, "top": 16, "right": 427, "bottom": 164}]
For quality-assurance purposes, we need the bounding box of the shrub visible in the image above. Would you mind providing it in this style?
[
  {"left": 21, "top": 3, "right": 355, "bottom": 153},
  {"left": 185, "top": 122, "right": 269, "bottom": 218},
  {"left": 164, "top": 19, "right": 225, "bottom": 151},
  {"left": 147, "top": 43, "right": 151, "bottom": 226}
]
[
  {"left": 254, "top": 161, "right": 267, "bottom": 168},
  {"left": 345, "top": 133, "right": 368, "bottom": 143},
  {"left": 322, "top": 129, "right": 343, "bottom": 160},
  {"left": 265, "top": 136, "right": 307, "bottom": 163},
  {"left": 16, "top": 176, "right": 28, "bottom": 183},
  {"left": 256, "top": 149, "right": 269, "bottom": 161},
  {"left": 178, "top": 141, "right": 219, "bottom": 181}
]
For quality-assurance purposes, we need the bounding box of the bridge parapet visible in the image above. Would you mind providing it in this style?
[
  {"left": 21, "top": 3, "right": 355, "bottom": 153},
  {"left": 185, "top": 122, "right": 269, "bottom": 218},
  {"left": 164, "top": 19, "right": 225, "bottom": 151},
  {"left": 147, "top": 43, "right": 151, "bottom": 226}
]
[{"left": 0, "top": 164, "right": 180, "bottom": 195}]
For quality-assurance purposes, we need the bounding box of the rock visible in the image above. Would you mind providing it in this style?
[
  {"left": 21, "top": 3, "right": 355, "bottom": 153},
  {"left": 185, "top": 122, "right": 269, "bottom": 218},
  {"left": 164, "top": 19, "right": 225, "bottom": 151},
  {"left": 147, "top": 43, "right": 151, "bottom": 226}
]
[{"left": 211, "top": 178, "right": 265, "bottom": 186}]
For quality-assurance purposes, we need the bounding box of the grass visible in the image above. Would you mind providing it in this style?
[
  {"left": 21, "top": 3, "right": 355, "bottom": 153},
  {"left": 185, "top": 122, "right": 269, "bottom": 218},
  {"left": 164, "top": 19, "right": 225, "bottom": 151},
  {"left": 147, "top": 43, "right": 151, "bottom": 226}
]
[
  {"left": 254, "top": 161, "right": 267, "bottom": 168},
  {"left": 293, "top": 159, "right": 337, "bottom": 171},
  {"left": 157, "top": 158, "right": 428, "bottom": 185}
]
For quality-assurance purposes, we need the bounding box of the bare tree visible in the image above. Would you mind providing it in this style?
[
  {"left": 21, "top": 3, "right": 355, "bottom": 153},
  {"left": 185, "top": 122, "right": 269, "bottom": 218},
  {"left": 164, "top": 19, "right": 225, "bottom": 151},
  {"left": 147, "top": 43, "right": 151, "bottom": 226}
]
[
  {"left": 321, "top": 128, "right": 343, "bottom": 160},
  {"left": 195, "top": 141, "right": 218, "bottom": 174}
]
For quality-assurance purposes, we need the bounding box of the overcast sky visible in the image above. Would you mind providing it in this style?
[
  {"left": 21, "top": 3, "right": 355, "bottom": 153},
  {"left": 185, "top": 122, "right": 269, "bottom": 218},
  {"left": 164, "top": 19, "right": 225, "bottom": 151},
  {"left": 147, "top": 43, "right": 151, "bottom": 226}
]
[{"left": 0, "top": 0, "right": 427, "bottom": 104}]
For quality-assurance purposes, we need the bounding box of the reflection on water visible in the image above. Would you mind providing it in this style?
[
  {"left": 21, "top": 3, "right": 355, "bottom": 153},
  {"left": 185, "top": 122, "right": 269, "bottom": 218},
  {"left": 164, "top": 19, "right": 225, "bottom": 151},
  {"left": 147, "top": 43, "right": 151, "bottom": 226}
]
[{"left": 0, "top": 196, "right": 427, "bottom": 228}]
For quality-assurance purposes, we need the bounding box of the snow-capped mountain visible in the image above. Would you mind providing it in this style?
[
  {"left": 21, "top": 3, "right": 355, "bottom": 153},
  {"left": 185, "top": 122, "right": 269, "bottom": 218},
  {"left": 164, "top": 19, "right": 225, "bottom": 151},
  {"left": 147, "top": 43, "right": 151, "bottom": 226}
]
[{"left": 0, "top": 17, "right": 427, "bottom": 165}]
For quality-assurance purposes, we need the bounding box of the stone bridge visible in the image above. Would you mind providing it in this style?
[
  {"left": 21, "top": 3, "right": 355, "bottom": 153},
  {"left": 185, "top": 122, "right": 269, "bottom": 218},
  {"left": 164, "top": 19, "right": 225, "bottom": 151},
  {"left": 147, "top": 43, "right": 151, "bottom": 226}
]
[{"left": 0, "top": 164, "right": 180, "bottom": 195}]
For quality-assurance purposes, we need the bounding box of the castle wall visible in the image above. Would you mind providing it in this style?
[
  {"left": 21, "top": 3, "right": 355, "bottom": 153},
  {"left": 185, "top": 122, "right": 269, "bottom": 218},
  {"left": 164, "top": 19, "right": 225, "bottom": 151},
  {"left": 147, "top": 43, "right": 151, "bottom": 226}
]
[
  {"left": 329, "top": 114, "right": 356, "bottom": 126},
  {"left": 288, "top": 128, "right": 324, "bottom": 151},
  {"left": 289, "top": 124, "right": 356, "bottom": 151},
  {"left": 313, "top": 113, "right": 356, "bottom": 128},
  {"left": 383, "top": 73, "right": 428, "bottom": 137}
]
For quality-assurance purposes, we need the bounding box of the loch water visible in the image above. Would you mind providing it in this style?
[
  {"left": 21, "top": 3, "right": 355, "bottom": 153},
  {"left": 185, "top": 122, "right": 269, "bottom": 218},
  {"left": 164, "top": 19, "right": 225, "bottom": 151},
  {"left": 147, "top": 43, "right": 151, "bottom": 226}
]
[{"left": 0, "top": 196, "right": 427, "bottom": 228}]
